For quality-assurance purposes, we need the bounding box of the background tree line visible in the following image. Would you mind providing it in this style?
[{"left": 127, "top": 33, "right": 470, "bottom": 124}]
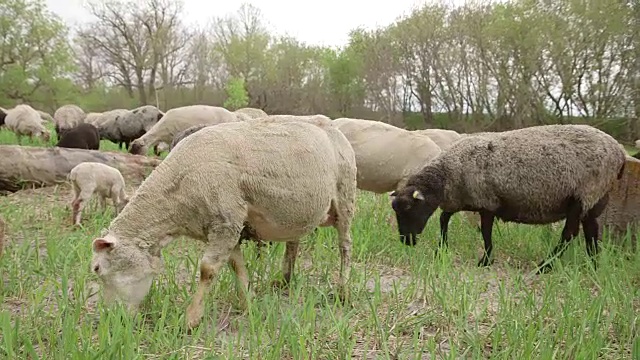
[{"left": 1, "top": 0, "right": 639, "bottom": 141}]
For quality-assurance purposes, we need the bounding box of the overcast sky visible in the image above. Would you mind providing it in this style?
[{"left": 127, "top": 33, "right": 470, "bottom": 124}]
[{"left": 44, "top": 0, "right": 443, "bottom": 47}]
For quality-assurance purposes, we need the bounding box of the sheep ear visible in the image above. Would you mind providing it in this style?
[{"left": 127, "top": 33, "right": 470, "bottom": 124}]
[
  {"left": 93, "top": 238, "right": 115, "bottom": 252},
  {"left": 389, "top": 191, "right": 398, "bottom": 197},
  {"left": 412, "top": 190, "right": 425, "bottom": 201}
]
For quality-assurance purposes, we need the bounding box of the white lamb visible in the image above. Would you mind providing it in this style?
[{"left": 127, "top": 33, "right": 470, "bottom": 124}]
[
  {"left": 4, "top": 104, "right": 51, "bottom": 143},
  {"left": 68, "top": 162, "right": 129, "bottom": 226},
  {"left": 129, "top": 105, "right": 240, "bottom": 155},
  {"left": 91, "top": 116, "right": 357, "bottom": 329},
  {"left": 414, "top": 128, "right": 462, "bottom": 150}
]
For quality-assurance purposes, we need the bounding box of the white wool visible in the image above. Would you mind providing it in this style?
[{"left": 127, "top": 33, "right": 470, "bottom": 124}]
[
  {"left": 4, "top": 104, "right": 51, "bottom": 141},
  {"left": 332, "top": 117, "right": 442, "bottom": 193}
]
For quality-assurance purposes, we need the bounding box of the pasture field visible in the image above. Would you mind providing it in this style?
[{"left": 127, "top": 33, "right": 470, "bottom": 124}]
[{"left": 1, "top": 125, "right": 639, "bottom": 359}]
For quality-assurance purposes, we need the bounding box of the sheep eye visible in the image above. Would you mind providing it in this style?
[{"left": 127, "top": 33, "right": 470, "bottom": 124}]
[{"left": 93, "top": 264, "right": 100, "bottom": 273}]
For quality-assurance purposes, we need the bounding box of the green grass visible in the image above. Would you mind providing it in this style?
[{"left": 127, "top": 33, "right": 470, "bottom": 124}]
[{"left": 1, "top": 125, "right": 639, "bottom": 359}]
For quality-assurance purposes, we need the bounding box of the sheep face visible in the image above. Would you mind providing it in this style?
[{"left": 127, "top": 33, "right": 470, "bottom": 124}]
[
  {"left": 91, "top": 235, "right": 162, "bottom": 310},
  {"left": 0, "top": 109, "right": 6, "bottom": 126},
  {"left": 390, "top": 186, "right": 439, "bottom": 246},
  {"left": 129, "top": 141, "right": 146, "bottom": 155},
  {"left": 40, "top": 129, "right": 51, "bottom": 142}
]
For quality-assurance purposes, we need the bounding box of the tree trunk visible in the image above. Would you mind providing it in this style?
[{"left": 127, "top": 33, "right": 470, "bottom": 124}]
[
  {"left": 597, "top": 156, "right": 640, "bottom": 251},
  {"left": 0, "top": 145, "right": 161, "bottom": 194}
]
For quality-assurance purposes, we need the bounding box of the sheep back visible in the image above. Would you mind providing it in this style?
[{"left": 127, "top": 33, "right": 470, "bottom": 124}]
[
  {"left": 56, "top": 123, "right": 100, "bottom": 150},
  {"left": 130, "top": 105, "right": 240, "bottom": 154},
  {"left": 234, "top": 107, "right": 267, "bottom": 120},
  {"left": 114, "top": 119, "right": 356, "bottom": 243},
  {"left": 53, "top": 104, "right": 85, "bottom": 136},
  {"left": 332, "top": 117, "right": 442, "bottom": 193},
  {"left": 423, "top": 124, "right": 626, "bottom": 223},
  {"left": 414, "top": 129, "right": 462, "bottom": 150}
]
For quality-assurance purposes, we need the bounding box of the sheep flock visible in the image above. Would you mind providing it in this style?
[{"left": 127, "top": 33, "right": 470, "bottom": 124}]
[{"left": 0, "top": 101, "right": 638, "bottom": 347}]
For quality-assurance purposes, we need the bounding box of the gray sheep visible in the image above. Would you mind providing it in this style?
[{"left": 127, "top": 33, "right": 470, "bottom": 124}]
[
  {"left": 390, "top": 124, "right": 626, "bottom": 273},
  {"left": 114, "top": 105, "right": 165, "bottom": 153},
  {"left": 90, "top": 116, "right": 357, "bottom": 329}
]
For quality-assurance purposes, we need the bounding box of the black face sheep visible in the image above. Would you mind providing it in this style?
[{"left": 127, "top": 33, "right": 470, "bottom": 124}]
[
  {"left": 90, "top": 117, "right": 357, "bottom": 329},
  {"left": 56, "top": 123, "right": 100, "bottom": 150},
  {"left": 129, "top": 105, "right": 240, "bottom": 155},
  {"left": 390, "top": 124, "right": 627, "bottom": 273}
]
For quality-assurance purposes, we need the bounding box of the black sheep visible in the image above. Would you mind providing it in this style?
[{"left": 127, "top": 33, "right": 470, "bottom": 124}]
[{"left": 56, "top": 123, "right": 100, "bottom": 150}]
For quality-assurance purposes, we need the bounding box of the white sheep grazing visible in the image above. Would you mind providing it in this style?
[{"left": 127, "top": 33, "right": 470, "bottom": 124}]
[
  {"left": 4, "top": 104, "right": 51, "bottom": 143},
  {"left": 234, "top": 107, "right": 267, "bottom": 120},
  {"left": 129, "top": 105, "right": 240, "bottom": 155},
  {"left": 635, "top": 139, "right": 640, "bottom": 149},
  {"left": 68, "top": 162, "right": 129, "bottom": 226},
  {"left": 54, "top": 104, "right": 86, "bottom": 137},
  {"left": 332, "top": 117, "right": 442, "bottom": 193},
  {"left": 414, "top": 128, "right": 462, "bottom": 150},
  {"left": 36, "top": 110, "right": 54, "bottom": 123},
  {"left": 91, "top": 116, "right": 357, "bottom": 329}
]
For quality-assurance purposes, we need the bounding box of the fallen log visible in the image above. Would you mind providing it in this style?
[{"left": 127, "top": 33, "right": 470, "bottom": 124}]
[
  {"left": 0, "top": 145, "right": 162, "bottom": 194},
  {"left": 598, "top": 156, "right": 640, "bottom": 250},
  {"left": 0, "top": 215, "right": 4, "bottom": 257}
]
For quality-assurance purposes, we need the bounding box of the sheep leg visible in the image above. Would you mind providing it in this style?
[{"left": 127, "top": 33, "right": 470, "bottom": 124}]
[
  {"left": 272, "top": 242, "right": 299, "bottom": 289},
  {"left": 71, "top": 198, "right": 85, "bottom": 226},
  {"left": 228, "top": 243, "right": 251, "bottom": 310},
  {"left": 581, "top": 195, "right": 609, "bottom": 271},
  {"left": 536, "top": 200, "right": 582, "bottom": 274},
  {"left": 477, "top": 211, "right": 495, "bottom": 267},
  {"left": 70, "top": 186, "right": 81, "bottom": 225},
  {"left": 334, "top": 200, "right": 354, "bottom": 304},
  {"left": 185, "top": 224, "right": 240, "bottom": 330},
  {"left": 435, "top": 211, "right": 454, "bottom": 258}
]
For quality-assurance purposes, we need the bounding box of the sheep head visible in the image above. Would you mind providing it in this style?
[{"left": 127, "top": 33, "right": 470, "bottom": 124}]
[
  {"left": 389, "top": 168, "right": 445, "bottom": 246},
  {"left": 129, "top": 140, "right": 146, "bottom": 155},
  {"left": 91, "top": 234, "right": 163, "bottom": 311}
]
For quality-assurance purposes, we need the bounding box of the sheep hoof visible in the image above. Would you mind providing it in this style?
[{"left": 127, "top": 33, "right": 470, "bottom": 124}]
[
  {"left": 535, "top": 261, "right": 553, "bottom": 274},
  {"left": 477, "top": 257, "right": 493, "bottom": 267},
  {"left": 271, "top": 278, "right": 289, "bottom": 289},
  {"left": 185, "top": 308, "right": 203, "bottom": 331}
]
